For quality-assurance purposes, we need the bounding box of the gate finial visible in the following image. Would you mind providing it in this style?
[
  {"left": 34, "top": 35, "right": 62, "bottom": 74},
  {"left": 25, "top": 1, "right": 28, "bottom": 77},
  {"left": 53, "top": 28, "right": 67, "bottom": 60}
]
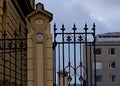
[
  {"left": 54, "top": 23, "right": 57, "bottom": 31},
  {"left": 84, "top": 23, "right": 88, "bottom": 31},
  {"left": 14, "top": 30, "right": 18, "bottom": 37},
  {"left": 2, "top": 30, "right": 7, "bottom": 37},
  {"left": 92, "top": 23, "right": 96, "bottom": 31},
  {"left": 61, "top": 24, "right": 65, "bottom": 31},
  {"left": 72, "top": 23, "right": 77, "bottom": 31}
]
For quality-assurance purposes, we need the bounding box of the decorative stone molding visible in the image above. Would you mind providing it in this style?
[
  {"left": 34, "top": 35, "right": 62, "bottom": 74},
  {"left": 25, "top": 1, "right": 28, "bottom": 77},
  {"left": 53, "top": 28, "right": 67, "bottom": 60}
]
[{"left": 27, "top": 3, "right": 53, "bottom": 86}]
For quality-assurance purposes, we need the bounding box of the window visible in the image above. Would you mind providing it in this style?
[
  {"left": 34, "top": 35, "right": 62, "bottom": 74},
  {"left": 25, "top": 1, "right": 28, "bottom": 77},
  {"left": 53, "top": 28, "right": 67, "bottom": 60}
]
[
  {"left": 96, "top": 62, "right": 102, "bottom": 69},
  {"left": 109, "top": 75, "right": 116, "bottom": 82},
  {"left": 109, "top": 61, "right": 116, "bottom": 69},
  {"left": 108, "top": 48, "right": 115, "bottom": 55},
  {"left": 95, "top": 48, "right": 101, "bottom": 55},
  {"left": 96, "top": 75, "right": 102, "bottom": 82}
]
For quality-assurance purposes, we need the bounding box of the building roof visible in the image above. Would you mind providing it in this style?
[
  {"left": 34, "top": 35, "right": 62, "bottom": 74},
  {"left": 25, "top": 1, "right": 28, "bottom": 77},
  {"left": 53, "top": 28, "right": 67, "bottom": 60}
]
[
  {"left": 97, "top": 32, "right": 120, "bottom": 37},
  {"left": 96, "top": 32, "right": 120, "bottom": 43},
  {"left": 27, "top": 3, "right": 53, "bottom": 22}
]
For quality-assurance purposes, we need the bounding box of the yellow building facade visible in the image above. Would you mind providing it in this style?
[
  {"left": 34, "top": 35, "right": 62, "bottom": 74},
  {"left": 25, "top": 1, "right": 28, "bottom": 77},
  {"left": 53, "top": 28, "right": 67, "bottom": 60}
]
[
  {"left": 0, "top": 0, "right": 53, "bottom": 86},
  {"left": 27, "top": 3, "right": 53, "bottom": 86}
]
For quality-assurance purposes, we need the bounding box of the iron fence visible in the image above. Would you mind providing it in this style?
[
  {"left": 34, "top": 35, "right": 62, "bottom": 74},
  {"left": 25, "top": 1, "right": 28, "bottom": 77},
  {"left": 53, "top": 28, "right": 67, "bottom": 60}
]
[
  {"left": 0, "top": 30, "right": 27, "bottom": 86},
  {"left": 53, "top": 23, "right": 96, "bottom": 86}
]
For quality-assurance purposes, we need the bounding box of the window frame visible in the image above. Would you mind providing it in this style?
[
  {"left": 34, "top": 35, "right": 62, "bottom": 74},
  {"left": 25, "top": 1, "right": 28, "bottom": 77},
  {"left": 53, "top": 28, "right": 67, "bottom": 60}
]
[
  {"left": 109, "top": 61, "right": 116, "bottom": 69},
  {"left": 108, "top": 48, "right": 115, "bottom": 55},
  {"left": 96, "top": 75, "right": 102, "bottom": 82},
  {"left": 109, "top": 75, "right": 116, "bottom": 82},
  {"left": 96, "top": 62, "right": 102, "bottom": 69},
  {"left": 95, "top": 48, "right": 101, "bottom": 55}
]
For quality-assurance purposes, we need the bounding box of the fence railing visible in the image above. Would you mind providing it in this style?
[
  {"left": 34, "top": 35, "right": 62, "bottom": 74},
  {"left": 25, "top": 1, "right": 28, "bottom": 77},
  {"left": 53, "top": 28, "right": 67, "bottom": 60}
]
[
  {"left": 0, "top": 30, "right": 27, "bottom": 86},
  {"left": 53, "top": 23, "right": 96, "bottom": 86}
]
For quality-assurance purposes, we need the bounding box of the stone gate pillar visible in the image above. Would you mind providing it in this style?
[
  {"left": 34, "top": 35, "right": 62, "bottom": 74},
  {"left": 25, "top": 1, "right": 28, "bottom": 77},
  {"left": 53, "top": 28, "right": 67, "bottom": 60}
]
[
  {"left": 58, "top": 71, "right": 68, "bottom": 86},
  {"left": 27, "top": 3, "right": 53, "bottom": 86}
]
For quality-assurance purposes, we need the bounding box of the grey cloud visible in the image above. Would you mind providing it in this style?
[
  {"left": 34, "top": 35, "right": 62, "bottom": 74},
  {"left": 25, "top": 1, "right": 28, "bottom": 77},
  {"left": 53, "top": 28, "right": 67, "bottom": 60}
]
[{"left": 36, "top": 0, "right": 120, "bottom": 34}]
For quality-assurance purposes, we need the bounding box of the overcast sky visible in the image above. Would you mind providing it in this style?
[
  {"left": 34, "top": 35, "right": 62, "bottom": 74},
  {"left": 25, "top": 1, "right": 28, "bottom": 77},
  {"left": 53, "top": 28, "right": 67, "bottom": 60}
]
[{"left": 35, "top": 0, "right": 120, "bottom": 34}]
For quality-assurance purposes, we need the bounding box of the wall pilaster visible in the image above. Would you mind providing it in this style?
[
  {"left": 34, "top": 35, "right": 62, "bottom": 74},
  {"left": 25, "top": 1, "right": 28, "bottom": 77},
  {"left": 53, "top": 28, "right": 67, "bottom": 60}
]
[{"left": 27, "top": 3, "right": 53, "bottom": 86}]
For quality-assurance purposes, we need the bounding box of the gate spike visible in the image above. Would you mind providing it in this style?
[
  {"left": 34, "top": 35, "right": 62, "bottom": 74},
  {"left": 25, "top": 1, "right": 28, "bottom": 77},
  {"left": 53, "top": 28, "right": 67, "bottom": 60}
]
[
  {"left": 85, "top": 23, "right": 87, "bottom": 28},
  {"left": 62, "top": 24, "right": 64, "bottom": 28},
  {"left": 72, "top": 23, "right": 77, "bottom": 31},
  {"left": 84, "top": 23, "right": 88, "bottom": 31},
  {"left": 61, "top": 24, "right": 65, "bottom": 31},
  {"left": 2, "top": 30, "right": 7, "bottom": 36},
  {"left": 14, "top": 30, "right": 18, "bottom": 36},
  {"left": 92, "top": 23, "right": 96, "bottom": 31},
  {"left": 93, "top": 23, "right": 96, "bottom": 28},
  {"left": 73, "top": 23, "right": 76, "bottom": 28},
  {"left": 54, "top": 23, "right": 57, "bottom": 31},
  {"left": 54, "top": 23, "right": 56, "bottom": 28}
]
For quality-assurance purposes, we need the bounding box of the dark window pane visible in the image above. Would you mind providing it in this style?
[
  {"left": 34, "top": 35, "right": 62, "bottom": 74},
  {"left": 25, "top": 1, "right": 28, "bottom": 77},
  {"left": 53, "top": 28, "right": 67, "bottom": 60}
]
[
  {"left": 109, "top": 75, "right": 116, "bottom": 82},
  {"left": 96, "top": 48, "right": 101, "bottom": 55},
  {"left": 96, "top": 76, "right": 102, "bottom": 82},
  {"left": 111, "top": 48, "right": 115, "bottom": 54},
  {"left": 109, "top": 62, "right": 116, "bottom": 68},
  {"left": 108, "top": 48, "right": 115, "bottom": 55}
]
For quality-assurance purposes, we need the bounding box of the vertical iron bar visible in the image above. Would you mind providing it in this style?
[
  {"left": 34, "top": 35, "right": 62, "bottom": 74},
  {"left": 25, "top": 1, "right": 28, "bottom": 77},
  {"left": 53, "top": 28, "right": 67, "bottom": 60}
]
[
  {"left": 3, "top": 30, "right": 6, "bottom": 86},
  {"left": 53, "top": 24, "right": 57, "bottom": 86},
  {"left": 54, "top": 48, "right": 56, "bottom": 86},
  {"left": 21, "top": 41, "right": 23, "bottom": 86},
  {"left": 68, "top": 40, "right": 71, "bottom": 86},
  {"left": 25, "top": 28, "right": 28, "bottom": 86},
  {"left": 73, "top": 24, "right": 77, "bottom": 86},
  {"left": 14, "top": 30, "right": 17, "bottom": 85},
  {"left": 61, "top": 24, "right": 65, "bottom": 86},
  {"left": 79, "top": 38, "right": 82, "bottom": 86},
  {"left": 92, "top": 23, "right": 96, "bottom": 86},
  {"left": 58, "top": 44, "right": 60, "bottom": 86},
  {"left": 84, "top": 24, "right": 88, "bottom": 86},
  {"left": 90, "top": 43, "right": 92, "bottom": 86},
  {"left": 9, "top": 40, "right": 12, "bottom": 85}
]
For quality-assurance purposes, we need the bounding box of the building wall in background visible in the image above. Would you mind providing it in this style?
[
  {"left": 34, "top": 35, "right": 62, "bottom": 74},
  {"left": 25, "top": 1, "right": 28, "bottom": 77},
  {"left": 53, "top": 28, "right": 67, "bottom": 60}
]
[{"left": 87, "top": 32, "right": 120, "bottom": 86}]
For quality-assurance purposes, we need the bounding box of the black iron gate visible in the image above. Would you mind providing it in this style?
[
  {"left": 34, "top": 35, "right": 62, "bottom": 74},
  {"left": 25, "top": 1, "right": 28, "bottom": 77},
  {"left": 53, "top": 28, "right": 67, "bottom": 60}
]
[
  {"left": 0, "top": 30, "right": 27, "bottom": 86},
  {"left": 53, "top": 23, "right": 96, "bottom": 86}
]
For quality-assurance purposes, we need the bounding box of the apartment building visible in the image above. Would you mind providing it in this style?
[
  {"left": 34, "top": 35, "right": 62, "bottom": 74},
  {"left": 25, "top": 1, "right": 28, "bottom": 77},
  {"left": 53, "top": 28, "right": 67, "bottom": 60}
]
[
  {"left": 85, "top": 32, "right": 120, "bottom": 86},
  {"left": 94, "top": 32, "right": 120, "bottom": 86}
]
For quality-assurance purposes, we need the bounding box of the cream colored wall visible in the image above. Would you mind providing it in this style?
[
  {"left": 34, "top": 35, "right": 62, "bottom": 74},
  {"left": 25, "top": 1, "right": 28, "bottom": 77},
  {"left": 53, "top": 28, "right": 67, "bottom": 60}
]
[
  {"left": 58, "top": 74, "right": 68, "bottom": 86},
  {"left": 27, "top": 3, "right": 53, "bottom": 86},
  {"left": 27, "top": 23, "right": 53, "bottom": 86},
  {"left": 7, "top": 0, "right": 26, "bottom": 38},
  {"left": 27, "top": 31, "right": 34, "bottom": 86}
]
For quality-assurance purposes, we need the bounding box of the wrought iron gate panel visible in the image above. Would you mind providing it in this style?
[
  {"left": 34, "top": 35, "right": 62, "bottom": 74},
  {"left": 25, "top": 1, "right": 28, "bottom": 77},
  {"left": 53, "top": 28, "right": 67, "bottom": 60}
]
[
  {"left": 0, "top": 30, "right": 27, "bottom": 86},
  {"left": 53, "top": 24, "right": 96, "bottom": 86}
]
